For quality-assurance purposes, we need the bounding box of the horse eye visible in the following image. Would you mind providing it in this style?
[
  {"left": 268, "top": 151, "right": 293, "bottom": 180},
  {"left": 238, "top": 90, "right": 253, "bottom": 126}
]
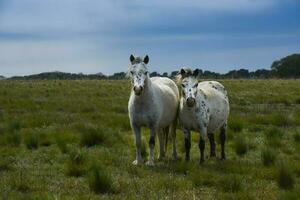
[
  {"left": 130, "top": 71, "right": 134, "bottom": 75},
  {"left": 181, "top": 84, "right": 185, "bottom": 88}
]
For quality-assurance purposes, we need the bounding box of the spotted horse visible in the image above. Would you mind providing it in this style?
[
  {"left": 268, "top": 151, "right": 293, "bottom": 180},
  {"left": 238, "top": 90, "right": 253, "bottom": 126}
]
[{"left": 178, "top": 68, "right": 230, "bottom": 163}]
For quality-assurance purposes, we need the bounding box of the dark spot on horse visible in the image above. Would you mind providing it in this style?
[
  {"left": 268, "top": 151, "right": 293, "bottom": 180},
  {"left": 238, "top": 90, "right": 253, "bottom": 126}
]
[{"left": 207, "top": 108, "right": 210, "bottom": 113}]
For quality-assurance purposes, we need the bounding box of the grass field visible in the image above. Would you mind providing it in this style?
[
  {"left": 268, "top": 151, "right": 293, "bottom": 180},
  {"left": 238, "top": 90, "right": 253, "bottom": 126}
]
[{"left": 0, "top": 79, "right": 300, "bottom": 199}]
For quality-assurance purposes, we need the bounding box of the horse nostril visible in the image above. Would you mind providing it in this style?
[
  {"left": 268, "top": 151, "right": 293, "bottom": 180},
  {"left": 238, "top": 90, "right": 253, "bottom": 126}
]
[{"left": 187, "top": 97, "right": 195, "bottom": 107}]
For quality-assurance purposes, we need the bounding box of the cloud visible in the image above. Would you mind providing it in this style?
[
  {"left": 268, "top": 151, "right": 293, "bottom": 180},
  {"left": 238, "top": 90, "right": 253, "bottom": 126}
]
[
  {"left": 130, "top": 0, "right": 280, "bottom": 11},
  {"left": 0, "top": 0, "right": 299, "bottom": 76},
  {"left": 0, "top": 0, "right": 283, "bottom": 36}
]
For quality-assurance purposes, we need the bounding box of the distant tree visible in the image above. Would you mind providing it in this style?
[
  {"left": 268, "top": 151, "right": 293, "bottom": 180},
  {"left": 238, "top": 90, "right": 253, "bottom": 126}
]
[
  {"left": 225, "top": 69, "right": 249, "bottom": 79},
  {"left": 109, "top": 72, "right": 126, "bottom": 80},
  {"left": 253, "top": 69, "right": 271, "bottom": 78},
  {"left": 150, "top": 71, "right": 160, "bottom": 77},
  {"left": 162, "top": 72, "right": 168, "bottom": 77},
  {"left": 203, "top": 70, "right": 220, "bottom": 78},
  {"left": 170, "top": 71, "right": 179, "bottom": 78},
  {"left": 237, "top": 69, "right": 249, "bottom": 78},
  {"left": 271, "top": 54, "right": 300, "bottom": 78}
]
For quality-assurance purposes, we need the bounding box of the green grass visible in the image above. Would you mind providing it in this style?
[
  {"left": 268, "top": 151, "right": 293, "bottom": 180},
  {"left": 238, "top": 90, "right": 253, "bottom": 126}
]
[
  {"left": 65, "top": 147, "right": 87, "bottom": 177},
  {"left": 5, "top": 131, "right": 21, "bottom": 146},
  {"left": 88, "top": 164, "right": 113, "bottom": 194},
  {"left": 293, "top": 131, "right": 300, "bottom": 143},
  {"left": 277, "top": 164, "right": 295, "bottom": 190},
  {"left": 0, "top": 79, "right": 299, "bottom": 199},
  {"left": 219, "top": 174, "right": 243, "bottom": 193},
  {"left": 234, "top": 135, "right": 248, "bottom": 156},
  {"left": 261, "top": 148, "right": 277, "bottom": 166},
  {"left": 78, "top": 124, "right": 106, "bottom": 147},
  {"left": 24, "top": 133, "right": 39, "bottom": 149}
]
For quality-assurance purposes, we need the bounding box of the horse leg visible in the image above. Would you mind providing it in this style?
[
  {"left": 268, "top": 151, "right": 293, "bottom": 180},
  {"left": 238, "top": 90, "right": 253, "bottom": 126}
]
[
  {"left": 208, "top": 133, "right": 216, "bottom": 158},
  {"left": 171, "top": 120, "right": 178, "bottom": 160},
  {"left": 146, "top": 127, "right": 156, "bottom": 166},
  {"left": 220, "top": 124, "right": 227, "bottom": 160},
  {"left": 199, "top": 126, "right": 207, "bottom": 164},
  {"left": 157, "top": 129, "right": 165, "bottom": 160},
  {"left": 132, "top": 124, "right": 143, "bottom": 165},
  {"left": 183, "top": 128, "right": 191, "bottom": 161}
]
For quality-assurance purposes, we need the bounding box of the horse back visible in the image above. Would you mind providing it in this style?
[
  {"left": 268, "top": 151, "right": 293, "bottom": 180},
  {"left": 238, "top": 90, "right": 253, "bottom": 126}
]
[{"left": 151, "top": 77, "right": 179, "bottom": 99}]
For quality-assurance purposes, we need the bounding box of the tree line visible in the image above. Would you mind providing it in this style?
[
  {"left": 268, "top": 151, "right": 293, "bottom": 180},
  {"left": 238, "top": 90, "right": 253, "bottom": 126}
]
[{"left": 3, "top": 54, "right": 300, "bottom": 80}]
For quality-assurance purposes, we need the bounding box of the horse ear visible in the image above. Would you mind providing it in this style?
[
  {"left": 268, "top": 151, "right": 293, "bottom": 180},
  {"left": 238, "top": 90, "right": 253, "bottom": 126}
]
[
  {"left": 143, "top": 55, "right": 149, "bottom": 64},
  {"left": 180, "top": 68, "right": 186, "bottom": 76},
  {"left": 130, "top": 55, "right": 135, "bottom": 64},
  {"left": 193, "top": 69, "right": 200, "bottom": 77}
]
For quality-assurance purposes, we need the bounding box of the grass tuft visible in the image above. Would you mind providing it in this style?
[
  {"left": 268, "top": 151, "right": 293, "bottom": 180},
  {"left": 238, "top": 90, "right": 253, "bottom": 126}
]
[
  {"left": 277, "top": 164, "right": 295, "bottom": 190},
  {"left": 0, "top": 159, "right": 11, "bottom": 171},
  {"left": 280, "top": 191, "right": 300, "bottom": 200},
  {"left": 293, "top": 131, "right": 300, "bottom": 143},
  {"left": 219, "top": 174, "right": 243, "bottom": 193},
  {"left": 191, "top": 171, "right": 217, "bottom": 187},
  {"left": 88, "top": 164, "right": 113, "bottom": 194},
  {"left": 65, "top": 148, "right": 87, "bottom": 177},
  {"left": 79, "top": 125, "right": 105, "bottom": 147},
  {"left": 261, "top": 148, "right": 276, "bottom": 166},
  {"left": 266, "top": 127, "right": 284, "bottom": 139},
  {"left": 57, "top": 138, "right": 69, "bottom": 154},
  {"left": 234, "top": 135, "right": 248, "bottom": 156},
  {"left": 12, "top": 171, "right": 31, "bottom": 193},
  {"left": 5, "top": 131, "right": 21, "bottom": 147},
  {"left": 229, "top": 117, "right": 244, "bottom": 132},
  {"left": 174, "top": 161, "right": 190, "bottom": 175},
  {"left": 24, "top": 134, "right": 39, "bottom": 150},
  {"left": 8, "top": 121, "right": 21, "bottom": 133},
  {"left": 265, "top": 127, "right": 284, "bottom": 147}
]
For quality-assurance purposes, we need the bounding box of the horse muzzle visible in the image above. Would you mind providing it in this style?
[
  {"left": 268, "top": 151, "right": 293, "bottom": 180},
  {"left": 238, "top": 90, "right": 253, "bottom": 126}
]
[
  {"left": 133, "top": 86, "right": 143, "bottom": 96},
  {"left": 186, "top": 97, "right": 196, "bottom": 107}
]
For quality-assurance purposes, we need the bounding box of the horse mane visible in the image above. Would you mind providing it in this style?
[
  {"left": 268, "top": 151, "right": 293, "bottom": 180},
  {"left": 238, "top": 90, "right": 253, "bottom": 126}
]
[
  {"left": 131, "top": 57, "right": 143, "bottom": 64},
  {"left": 176, "top": 67, "right": 195, "bottom": 84}
]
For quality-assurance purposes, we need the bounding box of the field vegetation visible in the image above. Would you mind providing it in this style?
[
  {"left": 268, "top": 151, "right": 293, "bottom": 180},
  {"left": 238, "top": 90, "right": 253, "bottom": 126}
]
[{"left": 0, "top": 79, "right": 299, "bottom": 199}]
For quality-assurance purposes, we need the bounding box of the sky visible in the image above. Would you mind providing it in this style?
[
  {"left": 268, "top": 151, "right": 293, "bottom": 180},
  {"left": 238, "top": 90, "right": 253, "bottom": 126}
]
[{"left": 0, "top": 0, "right": 300, "bottom": 77}]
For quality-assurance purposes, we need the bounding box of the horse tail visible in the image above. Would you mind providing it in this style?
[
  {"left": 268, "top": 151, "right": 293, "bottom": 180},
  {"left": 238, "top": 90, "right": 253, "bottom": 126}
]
[{"left": 164, "top": 126, "right": 169, "bottom": 154}]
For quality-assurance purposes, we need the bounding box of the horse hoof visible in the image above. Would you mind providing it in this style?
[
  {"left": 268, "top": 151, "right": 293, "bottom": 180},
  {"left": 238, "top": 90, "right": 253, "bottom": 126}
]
[
  {"left": 146, "top": 161, "right": 155, "bottom": 166},
  {"left": 132, "top": 159, "right": 143, "bottom": 165}
]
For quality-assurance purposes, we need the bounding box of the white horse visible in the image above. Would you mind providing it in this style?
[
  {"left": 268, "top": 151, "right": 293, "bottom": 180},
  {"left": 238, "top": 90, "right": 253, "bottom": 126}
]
[
  {"left": 178, "top": 68, "right": 230, "bottom": 163},
  {"left": 128, "top": 55, "right": 180, "bottom": 166}
]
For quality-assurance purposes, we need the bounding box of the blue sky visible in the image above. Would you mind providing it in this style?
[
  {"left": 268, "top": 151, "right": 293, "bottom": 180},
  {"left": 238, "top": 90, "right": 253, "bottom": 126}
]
[{"left": 0, "top": 0, "right": 300, "bottom": 77}]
